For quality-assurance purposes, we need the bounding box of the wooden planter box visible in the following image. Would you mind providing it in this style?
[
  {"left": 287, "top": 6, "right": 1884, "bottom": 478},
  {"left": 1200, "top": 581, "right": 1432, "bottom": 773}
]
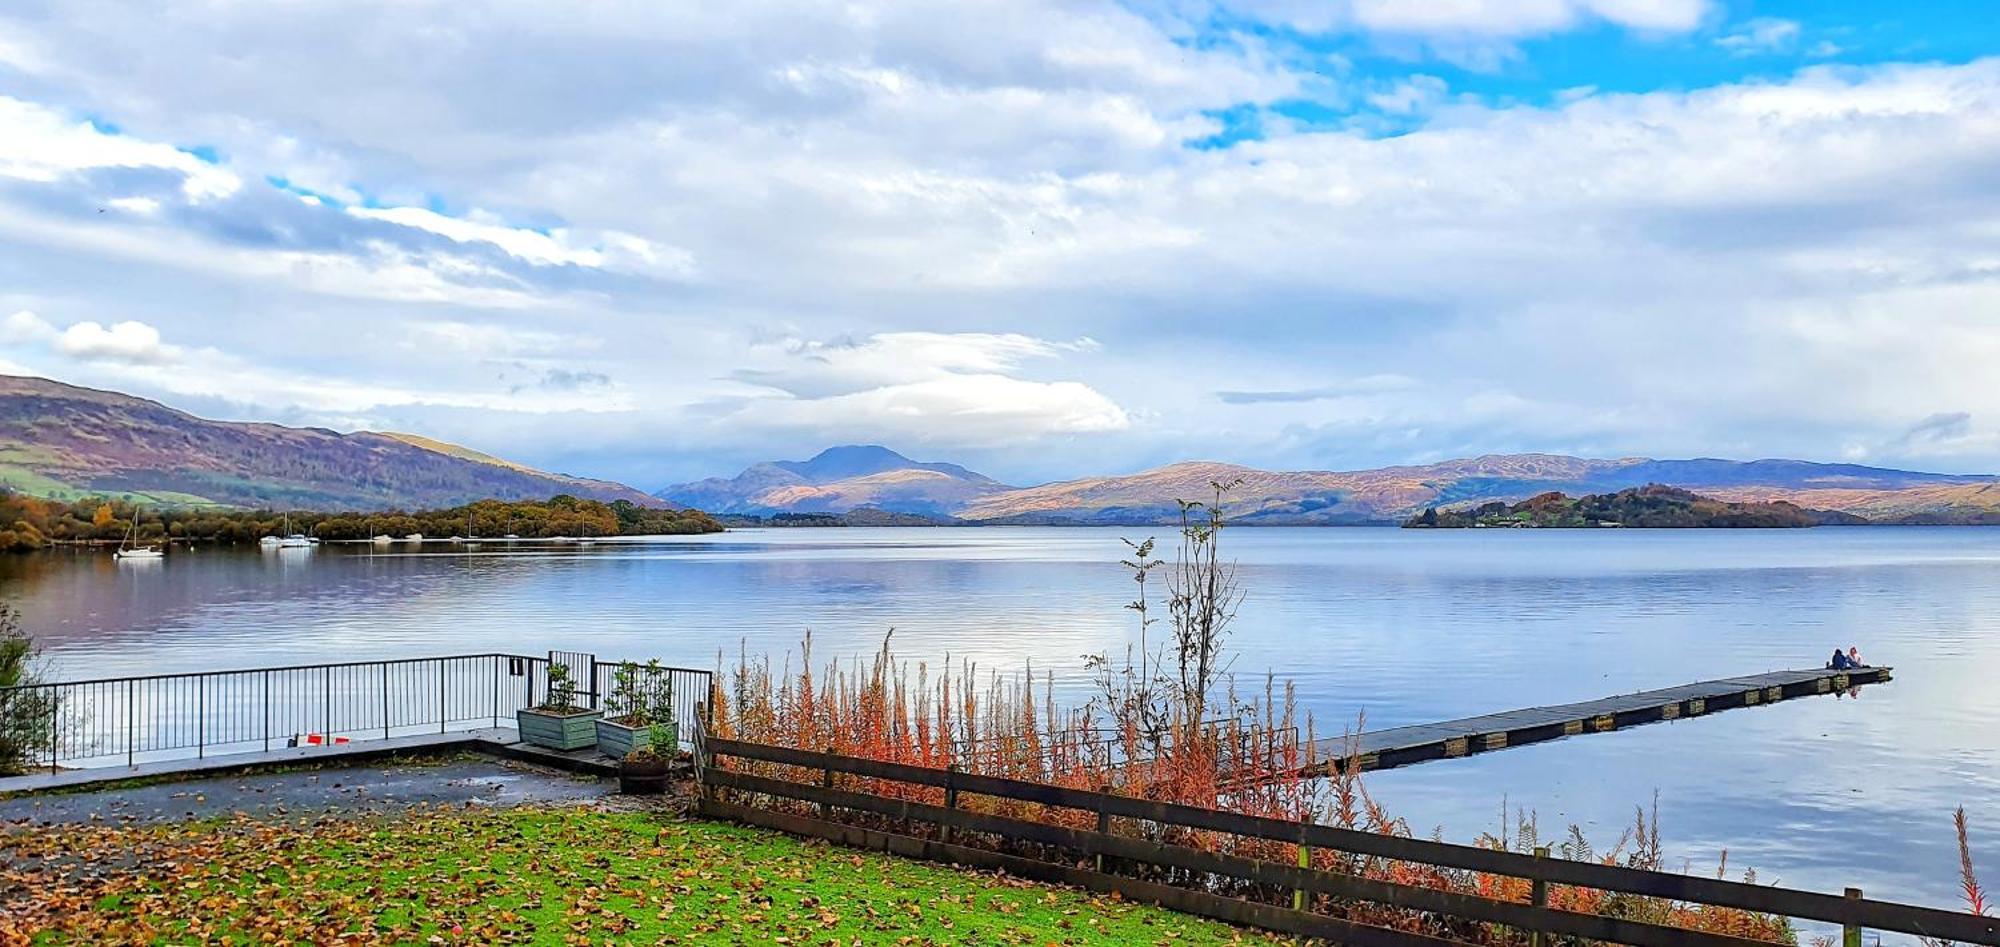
[
  {"left": 516, "top": 707, "right": 603, "bottom": 751},
  {"left": 595, "top": 717, "right": 672, "bottom": 759}
]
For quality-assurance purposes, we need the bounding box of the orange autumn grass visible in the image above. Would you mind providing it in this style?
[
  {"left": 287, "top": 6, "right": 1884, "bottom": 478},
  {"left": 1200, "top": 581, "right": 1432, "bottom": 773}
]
[{"left": 708, "top": 632, "right": 1800, "bottom": 944}]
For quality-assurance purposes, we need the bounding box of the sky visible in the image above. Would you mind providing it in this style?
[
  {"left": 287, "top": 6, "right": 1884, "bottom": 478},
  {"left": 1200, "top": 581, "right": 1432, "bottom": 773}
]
[{"left": 2, "top": 1, "right": 1999, "bottom": 489}]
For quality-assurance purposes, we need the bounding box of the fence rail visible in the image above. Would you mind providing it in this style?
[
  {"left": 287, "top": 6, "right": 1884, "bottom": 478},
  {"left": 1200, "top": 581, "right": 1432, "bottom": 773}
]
[
  {"left": 693, "top": 721, "right": 2000, "bottom": 947},
  {"left": 0, "top": 652, "right": 712, "bottom": 772}
]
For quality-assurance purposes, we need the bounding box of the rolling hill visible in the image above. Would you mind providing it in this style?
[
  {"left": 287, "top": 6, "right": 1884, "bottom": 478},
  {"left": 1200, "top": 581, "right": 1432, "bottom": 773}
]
[
  {"left": 0, "top": 375, "right": 662, "bottom": 510},
  {"left": 670, "top": 448, "right": 2000, "bottom": 525},
  {"left": 657, "top": 445, "right": 1013, "bottom": 517}
]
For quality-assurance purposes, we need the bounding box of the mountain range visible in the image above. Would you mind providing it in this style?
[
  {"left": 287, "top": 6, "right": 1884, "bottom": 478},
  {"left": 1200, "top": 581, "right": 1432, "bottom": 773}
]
[
  {"left": 0, "top": 375, "right": 660, "bottom": 509},
  {"left": 3, "top": 373, "right": 1996, "bottom": 524},
  {"left": 659, "top": 448, "right": 2000, "bottom": 525}
]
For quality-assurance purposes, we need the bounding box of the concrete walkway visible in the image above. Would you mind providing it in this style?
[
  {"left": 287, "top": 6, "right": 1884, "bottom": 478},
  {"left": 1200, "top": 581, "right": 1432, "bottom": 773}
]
[{"left": 0, "top": 756, "right": 611, "bottom": 825}]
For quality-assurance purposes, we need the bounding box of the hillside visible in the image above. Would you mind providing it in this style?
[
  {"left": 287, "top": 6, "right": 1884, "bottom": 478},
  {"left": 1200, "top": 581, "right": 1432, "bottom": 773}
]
[
  {"left": 1402, "top": 486, "right": 1857, "bottom": 529},
  {"left": 657, "top": 446, "right": 1012, "bottom": 516},
  {"left": 0, "top": 375, "right": 661, "bottom": 510},
  {"left": 682, "top": 447, "right": 2000, "bottom": 525}
]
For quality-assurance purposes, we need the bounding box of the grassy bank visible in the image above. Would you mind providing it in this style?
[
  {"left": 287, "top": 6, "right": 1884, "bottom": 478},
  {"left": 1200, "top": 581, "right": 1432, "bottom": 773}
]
[{"left": 2, "top": 804, "right": 1285, "bottom": 945}]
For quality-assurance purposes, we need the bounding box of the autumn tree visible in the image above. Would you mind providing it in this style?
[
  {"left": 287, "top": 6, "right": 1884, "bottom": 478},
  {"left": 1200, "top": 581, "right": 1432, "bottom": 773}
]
[{"left": 0, "top": 605, "right": 54, "bottom": 775}]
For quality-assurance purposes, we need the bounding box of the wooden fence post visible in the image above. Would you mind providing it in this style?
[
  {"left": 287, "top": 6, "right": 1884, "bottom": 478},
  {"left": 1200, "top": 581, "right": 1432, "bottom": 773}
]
[
  {"left": 942, "top": 765, "right": 960, "bottom": 844},
  {"left": 1294, "top": 822, "right": 1311, "bottom": 912},
  {"left": 1844, "top": 887, "right": 1863, "bottom": 947},
  {"left": 1530, "top": 846, "right": 1549, "bottom": 947},
  {"left": 1095, "top": 785, "right": 1112, "bottom": 874},
  {"left": 820, "top": 747, "right": 834, "bottom": 820}
]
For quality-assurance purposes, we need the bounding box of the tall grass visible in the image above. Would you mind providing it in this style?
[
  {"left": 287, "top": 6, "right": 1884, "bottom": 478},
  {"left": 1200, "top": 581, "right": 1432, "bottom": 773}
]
[{"left": 704, "top": 483, "right": 1805, "bottom": 943}]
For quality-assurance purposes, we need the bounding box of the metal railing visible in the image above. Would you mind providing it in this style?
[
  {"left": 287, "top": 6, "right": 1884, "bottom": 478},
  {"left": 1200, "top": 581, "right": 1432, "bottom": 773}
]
[{"left": 0, "top": 651, "right": 713, "bottom": 773}]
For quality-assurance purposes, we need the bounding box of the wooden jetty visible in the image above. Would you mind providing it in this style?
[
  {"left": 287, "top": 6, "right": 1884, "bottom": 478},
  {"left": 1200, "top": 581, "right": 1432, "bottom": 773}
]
[{"left": 1306, "top": 665, "right": 1892, "bottom": 776}]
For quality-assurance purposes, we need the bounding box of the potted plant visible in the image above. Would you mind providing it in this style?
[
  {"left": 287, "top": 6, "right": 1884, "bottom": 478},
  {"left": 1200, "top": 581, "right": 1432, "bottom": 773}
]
[
  {"left": 618, "top": 722, "right": 674, "bottom": 795},
  {"left": 515, "top": 663, "right": 602, "bottom": 751},
  {"left": 595, "top": 660, "right": 676, "bottom": 758}
]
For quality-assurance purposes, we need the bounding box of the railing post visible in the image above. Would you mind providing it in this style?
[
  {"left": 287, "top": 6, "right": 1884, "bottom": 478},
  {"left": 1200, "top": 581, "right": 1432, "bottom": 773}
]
[
  {"left": 438, "top": 659, "right": 447, "bottom": 733},
  {"left": 322, "top": 666, "right": 331, "bottom": 741},
  {"left": 196, "top": 675, "right": 205, "bottom": 759},
  {"left": 47, "top": 687, "right": 58, "bottom": 774},
  {"left": 1843, "top": 887, "right": 1863, "bottom": 947},
  {"left": 942, "top": 765, "right": 960, "bottom": 845},
  {"left": 125, "top": 678, "right": 134, "bottom": 767},
  {"left": 382, "top": 663, "right": 391, "bottom": 740},
  {"left": 491, "top": 655, "right": 499, "bottom": 729},
  {"left": 262, "top": 670, "right": 270, "bottom": 753},
  {"left": 1530, "top": 846, "right": 1550, "bottom": 947}
]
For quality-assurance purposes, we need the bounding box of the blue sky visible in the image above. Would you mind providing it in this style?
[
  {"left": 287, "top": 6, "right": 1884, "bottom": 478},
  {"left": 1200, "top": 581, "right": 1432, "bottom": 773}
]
[{"left": 2, "top": 0, "right": 1999, "bottom": 488}]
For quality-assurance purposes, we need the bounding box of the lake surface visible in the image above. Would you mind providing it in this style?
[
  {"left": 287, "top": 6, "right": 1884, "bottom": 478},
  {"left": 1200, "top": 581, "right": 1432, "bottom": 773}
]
[{"left": 6, "top": 526, "right": 1999, "bottom": 918}]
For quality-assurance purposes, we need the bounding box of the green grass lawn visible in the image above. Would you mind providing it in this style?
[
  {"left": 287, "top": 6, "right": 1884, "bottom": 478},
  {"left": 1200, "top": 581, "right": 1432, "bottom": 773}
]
[{"left": 4, "top": 804, "right": 1290, "bottom": 945}]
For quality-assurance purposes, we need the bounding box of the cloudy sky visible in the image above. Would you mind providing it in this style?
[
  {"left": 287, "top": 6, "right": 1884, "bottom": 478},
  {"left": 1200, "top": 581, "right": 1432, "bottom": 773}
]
[{"left": 2, "top": 0, "right": 1998, "bottom": 488}]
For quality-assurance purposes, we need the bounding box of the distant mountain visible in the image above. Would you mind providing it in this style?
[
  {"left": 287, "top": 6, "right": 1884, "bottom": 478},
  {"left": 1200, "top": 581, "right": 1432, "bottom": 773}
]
[
  {"left": 656, "top": 446, "right": 1011, "bottom": 516},
  {"left": 672, "top": 448, "right": 2000, "bottom": 525},
  {"left": 0, "top": 375, "right": 662, "bottom": 510}
]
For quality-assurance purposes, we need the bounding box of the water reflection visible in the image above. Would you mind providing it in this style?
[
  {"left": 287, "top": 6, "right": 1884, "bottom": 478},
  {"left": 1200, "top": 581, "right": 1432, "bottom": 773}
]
[{"left": 4, "top": 526, "right": 2000, "bottom": 912}]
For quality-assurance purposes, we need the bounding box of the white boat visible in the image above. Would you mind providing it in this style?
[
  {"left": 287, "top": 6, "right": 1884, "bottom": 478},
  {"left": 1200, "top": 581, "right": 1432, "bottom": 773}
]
[
  {"left": 114, "top": 517, "right": 164, "bottom": 560},
  {"left": 259, "top": 535, "right": 281, "bottom": 547},
  {"left": 403, "top": 533, "right": 423, "bottom": 542},
  {"left": 371, "top": 534, "right": 393, "bottom": 544},
  {"left": 271, "top": 513, "right": 317, "bottom": 548}
]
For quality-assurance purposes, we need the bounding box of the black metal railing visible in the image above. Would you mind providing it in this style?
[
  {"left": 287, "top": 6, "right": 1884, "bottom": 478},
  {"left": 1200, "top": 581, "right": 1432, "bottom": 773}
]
[{"left": 0, "top": 651, "right": 712, "bottom": 773}]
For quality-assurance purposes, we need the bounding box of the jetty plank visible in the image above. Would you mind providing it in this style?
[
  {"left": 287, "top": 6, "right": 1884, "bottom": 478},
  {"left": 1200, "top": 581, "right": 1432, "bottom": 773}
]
[{"left": 1309, "top": 666, "right": 1891, "bottom": 774}]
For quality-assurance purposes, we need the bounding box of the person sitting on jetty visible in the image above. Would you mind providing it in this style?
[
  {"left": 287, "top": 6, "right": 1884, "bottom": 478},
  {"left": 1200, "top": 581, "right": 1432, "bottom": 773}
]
[
  {"left": 1829, "top": 648, "right": 1855, "bottom": 670},
  {"left": 1847, "top": 646, "right": 1868, "bottom": 668}
]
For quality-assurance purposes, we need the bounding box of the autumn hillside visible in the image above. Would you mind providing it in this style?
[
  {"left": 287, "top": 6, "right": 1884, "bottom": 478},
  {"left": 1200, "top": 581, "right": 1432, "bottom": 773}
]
[{"left": 0, "top": 375, "right": 662, "bottom": 511}]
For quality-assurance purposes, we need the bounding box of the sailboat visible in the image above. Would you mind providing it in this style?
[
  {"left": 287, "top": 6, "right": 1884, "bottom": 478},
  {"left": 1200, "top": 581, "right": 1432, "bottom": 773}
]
[
  {"left": 113, "top": 515, "right": 164, "bottom": 560},
  {"left": 275, "top": 513, "right": 316, "bottom": 549}
]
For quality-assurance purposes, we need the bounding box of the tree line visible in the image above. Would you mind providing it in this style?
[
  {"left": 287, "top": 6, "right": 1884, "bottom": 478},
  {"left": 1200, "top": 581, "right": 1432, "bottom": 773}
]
[{"left": 0, "top": 493, "right": 721, "bottom": 551}]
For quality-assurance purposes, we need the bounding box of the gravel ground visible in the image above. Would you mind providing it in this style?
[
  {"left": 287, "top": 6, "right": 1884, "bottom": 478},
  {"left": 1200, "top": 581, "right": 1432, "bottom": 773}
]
[{"left": 0, "top": 755, "right": 611, "bottom": 826}]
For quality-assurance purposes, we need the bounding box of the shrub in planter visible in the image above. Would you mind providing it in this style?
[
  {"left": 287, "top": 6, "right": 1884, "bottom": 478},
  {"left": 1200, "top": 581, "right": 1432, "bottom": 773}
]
[
  {"left": 618, "top": 723, "right": 675, "bottom": 795},
  {"left": 595, "top": 660, "right": 675, "bottom": 758},
  {"left": 516, "top": 663, "right": 602, "bottom": 751}
]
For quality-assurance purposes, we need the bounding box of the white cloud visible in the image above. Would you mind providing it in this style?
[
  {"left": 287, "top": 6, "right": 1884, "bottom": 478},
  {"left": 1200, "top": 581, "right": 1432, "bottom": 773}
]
[
  {"left": 1, "top": 310, "right": 57, "bottom": 345},
  {"left": 1349, "top": 0, "right": 1708, "bottom": 37},
  {"left": 1, "top": 4, "right": 1999, "bottom": 480},
  {"left": 720, "top": 332, "right": 1128, "bottom": 444},
  {"left": 1367, "top": 75, "right": 1450, "bottom": 114},
  {"left": 57, "top": 320, "right": 178, "bottom": 364},
  {"left": 1212, "top": 0, "right": 1708, "bottom": 43},
  {"left": 1716, "top": 18, "right": 1801, "bottom": 56},
  {"left": 3, "top": 310, "right": 181, "bottom": 364},
  {"left": 400, "top": 320, "right": 600, "bottom": 358},
  {"left": 348, "top": 205, "right": 696, "bottom": 277},
  {"left": 106, "top": 196, "right": 161, "bottom": 214},
  {"left": 0, "top": 96, "right": 240, "bottom": 202}
]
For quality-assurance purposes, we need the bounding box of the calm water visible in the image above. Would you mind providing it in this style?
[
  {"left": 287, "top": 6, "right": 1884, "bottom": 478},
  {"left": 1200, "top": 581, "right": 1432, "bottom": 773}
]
[{"left": 7, "top": 526, "right": 1999, "bottom": 915}]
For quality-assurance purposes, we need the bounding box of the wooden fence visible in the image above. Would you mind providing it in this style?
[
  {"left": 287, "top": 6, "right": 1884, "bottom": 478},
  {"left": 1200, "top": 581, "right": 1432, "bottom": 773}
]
[{"left": 692, "top": 717, "right": 1999, "bottom": 947}]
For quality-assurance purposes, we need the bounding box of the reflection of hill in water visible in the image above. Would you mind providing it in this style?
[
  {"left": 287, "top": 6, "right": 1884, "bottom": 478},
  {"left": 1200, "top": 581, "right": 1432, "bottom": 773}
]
[{"left": 7, "top": 526, "right": 2000, "bottom": 909}]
